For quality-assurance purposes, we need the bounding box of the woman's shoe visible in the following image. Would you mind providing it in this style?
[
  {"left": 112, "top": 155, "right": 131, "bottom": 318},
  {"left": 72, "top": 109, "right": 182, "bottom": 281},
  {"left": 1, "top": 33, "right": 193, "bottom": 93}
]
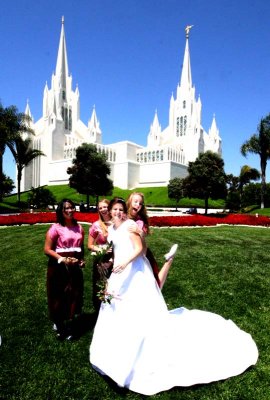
[
  {"left": 56, "top": 331, "right": 67, "bottom": 341},
  {"left": 164, "top": 244, "right": 178, "bottom": 261},
  {"left": 54, "top": 322, "right": 67, "bottom": 340}
]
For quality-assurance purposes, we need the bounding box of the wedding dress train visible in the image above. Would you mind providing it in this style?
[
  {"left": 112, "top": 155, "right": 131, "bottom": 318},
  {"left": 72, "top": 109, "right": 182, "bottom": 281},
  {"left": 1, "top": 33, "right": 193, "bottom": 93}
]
[{"left": 90, "top": 220, "right": 258, "bottom": 396}]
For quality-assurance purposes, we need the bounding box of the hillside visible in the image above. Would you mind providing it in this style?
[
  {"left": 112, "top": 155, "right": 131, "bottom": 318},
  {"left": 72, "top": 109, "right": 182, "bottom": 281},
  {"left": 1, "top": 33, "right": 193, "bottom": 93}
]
[{"left": 1, "top": 185, "right": 225, "bottom": 212}]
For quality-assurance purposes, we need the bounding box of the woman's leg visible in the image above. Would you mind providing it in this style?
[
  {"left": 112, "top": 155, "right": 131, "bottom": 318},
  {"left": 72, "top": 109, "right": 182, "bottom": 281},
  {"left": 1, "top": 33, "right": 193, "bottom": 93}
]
[{"left": 158, "top": 257, "right": 174, "bottom": 290}]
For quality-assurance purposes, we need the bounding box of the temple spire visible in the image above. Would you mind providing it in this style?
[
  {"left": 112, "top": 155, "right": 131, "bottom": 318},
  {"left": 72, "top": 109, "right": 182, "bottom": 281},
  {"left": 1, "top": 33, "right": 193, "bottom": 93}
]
[
  {"left": 25, "top": 99, "right": 32, "bottom": 120},
  {"left": 185, "top": 25, "right": 194, "bottom": 38},
  {"left": 55, "top": 16, "right": 69, "bottom": 89},
  {"left": 180, "top": 25, "right": 193, "bottom": 88}
]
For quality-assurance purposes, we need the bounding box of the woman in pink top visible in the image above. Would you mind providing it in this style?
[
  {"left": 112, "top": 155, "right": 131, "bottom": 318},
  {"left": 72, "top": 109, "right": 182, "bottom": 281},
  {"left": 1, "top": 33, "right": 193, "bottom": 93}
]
[
  {"left": 88, "top": 199, "right": 113, "bottom": 313},
  {"left": 44, "top": 199, "right": 85, "bottom": 340}
]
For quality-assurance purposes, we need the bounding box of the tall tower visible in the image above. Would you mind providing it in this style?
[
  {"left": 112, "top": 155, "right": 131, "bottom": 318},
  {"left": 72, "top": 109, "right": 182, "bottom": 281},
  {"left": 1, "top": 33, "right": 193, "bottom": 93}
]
[
  {"left": 22, "top": 17, "right": 86, "bottom": 189},
  {"left": 166, "top": 25, "right": 203, "bottom": 160},
  {"left": 42, "top": 16, "right": 80, "bottom": 161}
]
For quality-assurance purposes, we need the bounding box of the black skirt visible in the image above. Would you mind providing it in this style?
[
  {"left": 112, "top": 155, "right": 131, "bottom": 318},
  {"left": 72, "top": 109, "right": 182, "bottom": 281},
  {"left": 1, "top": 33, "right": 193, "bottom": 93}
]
[{"left": 47, "top": 257, "right": 84, "bottom": 323}]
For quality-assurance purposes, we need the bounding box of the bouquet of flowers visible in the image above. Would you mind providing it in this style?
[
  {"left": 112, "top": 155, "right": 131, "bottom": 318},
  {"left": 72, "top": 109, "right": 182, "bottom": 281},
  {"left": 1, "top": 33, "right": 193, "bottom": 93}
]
[
  {"left": 91, "top": 242, "right": 114, "bottom": 304},
  {"left": 96, "top": 280, "right": 114, "bottom": 304},
  {"left": 91, "top": 241, "right": 113, "bottom": 271}
]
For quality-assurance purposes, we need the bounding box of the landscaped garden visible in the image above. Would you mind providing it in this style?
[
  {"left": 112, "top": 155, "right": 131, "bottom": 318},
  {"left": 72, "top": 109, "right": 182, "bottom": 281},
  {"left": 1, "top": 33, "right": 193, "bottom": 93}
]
[
  {"left": 1, "top": 217, "right": 269, "bottom": 399},
  {"left": 0, "top": 210, "right": 270, "bottom": 228}
]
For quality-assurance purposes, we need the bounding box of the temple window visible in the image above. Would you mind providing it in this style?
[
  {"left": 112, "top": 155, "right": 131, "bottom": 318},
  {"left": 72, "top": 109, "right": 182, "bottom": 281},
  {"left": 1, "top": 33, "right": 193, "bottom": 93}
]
[
  {"left": 160, "top": 150, "right": 163, "bottom": 161},
  {"left": 184, "top": 115, "right": 187, "bottom": 135},
  {"left": 180, "top": 117, "right": 183, "bottom": 136},
  {"left": 176, "top": 117, "right": 180, "bottom": 136},
  {"left": 68, "top": 109, "right": 72, "bottom": 130}
]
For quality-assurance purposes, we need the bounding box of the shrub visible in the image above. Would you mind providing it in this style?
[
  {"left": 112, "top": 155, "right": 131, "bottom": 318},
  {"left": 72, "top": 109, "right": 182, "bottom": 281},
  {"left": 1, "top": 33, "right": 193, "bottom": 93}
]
[{"left": 27, "top": 186, "right": 56, "bottom": 209}]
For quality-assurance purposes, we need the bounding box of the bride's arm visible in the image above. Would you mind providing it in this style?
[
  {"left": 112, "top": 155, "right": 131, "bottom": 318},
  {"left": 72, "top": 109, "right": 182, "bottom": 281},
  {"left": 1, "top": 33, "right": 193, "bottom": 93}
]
[{"left": 112, "top": 231, "right": 143, "bottom": 274}]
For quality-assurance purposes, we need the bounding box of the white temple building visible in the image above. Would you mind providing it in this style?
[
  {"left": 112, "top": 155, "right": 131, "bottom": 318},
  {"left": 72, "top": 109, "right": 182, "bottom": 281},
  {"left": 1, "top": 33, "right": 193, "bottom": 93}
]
[{"left": 21, "top": 19, "right": 221, "bottom": 191}]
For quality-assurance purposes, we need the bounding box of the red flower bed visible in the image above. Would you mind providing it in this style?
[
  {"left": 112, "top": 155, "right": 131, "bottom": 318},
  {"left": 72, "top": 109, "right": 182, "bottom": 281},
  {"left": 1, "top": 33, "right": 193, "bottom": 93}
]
[
  {"left": 0, "top": 211, "right": 269, "bottom": 227},
  {"left": 0, "top": 212, "right": 98, "bottom": 226},
  {"left": 149, "top": 214, "right": 270, "bottom": 227}
]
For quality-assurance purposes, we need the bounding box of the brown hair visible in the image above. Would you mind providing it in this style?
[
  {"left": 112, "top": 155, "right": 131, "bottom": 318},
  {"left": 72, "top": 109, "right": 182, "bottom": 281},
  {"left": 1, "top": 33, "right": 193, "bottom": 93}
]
[{"left": 108, "top": 197, "right": 128, "bottom": 214}]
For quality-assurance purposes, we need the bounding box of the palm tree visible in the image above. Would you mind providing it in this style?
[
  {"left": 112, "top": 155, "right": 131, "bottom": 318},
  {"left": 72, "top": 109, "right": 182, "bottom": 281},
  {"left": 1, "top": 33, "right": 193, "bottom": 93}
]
[
  {"left": 9, "top": 137, "right": 45, "bottom": 205},
  {"left": 0, "top": 103, "right": 32, "bottom": 201},
  {"left": 241, "top": 114, "right": 270, "bottom": 208}
]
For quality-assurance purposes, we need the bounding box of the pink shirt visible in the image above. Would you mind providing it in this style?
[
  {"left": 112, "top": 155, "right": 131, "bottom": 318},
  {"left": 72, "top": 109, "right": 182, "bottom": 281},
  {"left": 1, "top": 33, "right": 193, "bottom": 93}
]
[
  {"left": 89, "top": 221, "right": 108, "bottom": 245},
  {"left": 48, "top": 223, "right": 84, "bottom": 253},
  {"left": 135, "top": 218, "right": 148, "bottom": 235}
]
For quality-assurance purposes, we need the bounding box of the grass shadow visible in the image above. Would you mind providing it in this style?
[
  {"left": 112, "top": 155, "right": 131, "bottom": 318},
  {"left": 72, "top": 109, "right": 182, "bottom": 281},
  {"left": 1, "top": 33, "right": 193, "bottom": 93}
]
[{"left": 71, "top": 312, "right": 98, "bottom": 340}]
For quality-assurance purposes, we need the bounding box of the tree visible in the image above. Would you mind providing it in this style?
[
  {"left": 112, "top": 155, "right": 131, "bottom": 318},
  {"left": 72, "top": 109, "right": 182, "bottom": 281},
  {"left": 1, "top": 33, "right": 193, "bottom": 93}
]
[
  {"left": 241, "top": 182, "right": 270, "bottom": 208},
  {"left": 0, "top": 102, "right": 32, "bottom": 201},
  {"left": 1, "top": 173, "right": 15, "bottom": 196},
  {"left": 183, "top": 151, "right": 227, "bottom": 214},
  {"left": 167, "top": 177, "right": 185, "bottom": 210},
  {"left": 9, "top": 136, "right": 45, "bottom": 206},
  {"left": 241, "top": 113, "right": 270, "bottom": 208},
  {"left": 27, "top": 186, "right": 56, "bottom": 209},
  {"left": 67, "top": 143, "right": 113, "bottom": 209},
  {"left": 225, "top": 174, "right": 240, "bottom": 212},
  {"left": 225, "top": 166, "right": 260, "bottom": 211},
  {"left": 238, "top": 165, "right": 260, "bottom": 207}
]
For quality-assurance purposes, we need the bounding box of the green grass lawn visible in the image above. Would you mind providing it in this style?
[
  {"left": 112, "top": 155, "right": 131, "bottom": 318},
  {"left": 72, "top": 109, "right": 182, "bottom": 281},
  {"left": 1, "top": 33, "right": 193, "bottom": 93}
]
[
  {"left": 3, "top": 184, "right": 270, "bottom": 217},
  {"left": 0, "top": 224, "right": 269, "bottom": 399}
]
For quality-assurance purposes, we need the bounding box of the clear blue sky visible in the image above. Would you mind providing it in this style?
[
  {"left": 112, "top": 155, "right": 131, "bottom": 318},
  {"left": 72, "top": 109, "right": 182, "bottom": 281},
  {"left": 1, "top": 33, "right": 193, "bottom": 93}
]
[{"left": 1, "top": 0, "right": 270, "bottom": 183}]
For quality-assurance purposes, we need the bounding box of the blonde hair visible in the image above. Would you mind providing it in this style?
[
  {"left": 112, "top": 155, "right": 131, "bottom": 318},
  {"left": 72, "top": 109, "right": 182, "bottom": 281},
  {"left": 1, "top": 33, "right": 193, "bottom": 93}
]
[
  {"left": 126, "top": 192, "right": 150, "bottom": 235},
  {"left": 98, "top": 198, "right": 110, "bottom": 236}
]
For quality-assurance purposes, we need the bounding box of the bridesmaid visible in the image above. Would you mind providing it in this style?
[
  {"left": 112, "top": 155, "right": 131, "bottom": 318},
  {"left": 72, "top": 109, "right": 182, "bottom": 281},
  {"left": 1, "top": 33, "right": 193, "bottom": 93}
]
[
  {"left": 44, "top": 199, "right": 85, "bottom": 340},
  {"left": 88, "top": 199, "right": 113, "bottom": 313}
]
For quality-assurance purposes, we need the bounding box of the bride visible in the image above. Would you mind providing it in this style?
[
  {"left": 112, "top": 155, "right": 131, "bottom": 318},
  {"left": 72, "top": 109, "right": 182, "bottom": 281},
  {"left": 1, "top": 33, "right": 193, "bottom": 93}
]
[{"left": 90, "top": 197, "right": 258, "bottom": 396}]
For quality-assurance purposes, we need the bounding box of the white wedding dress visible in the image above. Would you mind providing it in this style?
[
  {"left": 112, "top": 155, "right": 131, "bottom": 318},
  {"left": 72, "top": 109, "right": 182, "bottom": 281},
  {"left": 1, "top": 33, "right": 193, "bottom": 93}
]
[{"left": 90, "top": 220, "right": 258, "bottom": 396}]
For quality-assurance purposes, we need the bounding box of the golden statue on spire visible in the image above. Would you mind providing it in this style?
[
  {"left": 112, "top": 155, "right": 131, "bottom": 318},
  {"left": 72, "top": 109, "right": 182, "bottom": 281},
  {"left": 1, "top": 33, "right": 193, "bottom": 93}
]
[{"left": 185, "top": 25, "right": 194, "bottom": 38}]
